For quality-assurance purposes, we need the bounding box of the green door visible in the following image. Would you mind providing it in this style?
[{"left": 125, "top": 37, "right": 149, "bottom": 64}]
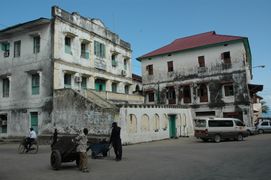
[
  {"left": 169, "top": 115, "right": 176, "bottom": 138},
  {"left": 30, "top": 112, "right": 38, "bottom": 133},
  {"left": 95, "top": 80, "right": 106, "bottom": 91}
]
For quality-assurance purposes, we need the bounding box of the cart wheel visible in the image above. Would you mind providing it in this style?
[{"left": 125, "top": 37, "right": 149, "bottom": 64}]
[
  {"left": 91, "top": 152, "right": 96, "bottom": 159},
  {"left": 51, "top": 150, "right": 62, "bottom": 170},
  {"left": 18, "top": 144, "right": 25, "bottom": 154}
]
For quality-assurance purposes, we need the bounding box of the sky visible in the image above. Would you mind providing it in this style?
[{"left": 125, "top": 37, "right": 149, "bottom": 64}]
[{"left": 0, "top": 0, "right": 270, "bottom": 108}]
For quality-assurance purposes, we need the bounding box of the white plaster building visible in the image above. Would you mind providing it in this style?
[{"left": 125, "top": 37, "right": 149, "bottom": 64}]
[
  {"left": 137, "top": 31, "right": 263, "bottom": 127},
  {"left": 0, "top": 6, "right": 142, "bottom": 137},
  {"left": 0, "top": 6, "right": 194, "bottom": 144}
]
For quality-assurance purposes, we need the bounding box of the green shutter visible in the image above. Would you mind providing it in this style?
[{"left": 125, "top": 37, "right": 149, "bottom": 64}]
[
  {"left": 30, "top": 112, "right": 38, "bottom": 133},
  {"left": 32, "top": 74, "right": 40, "bottom": 95}
]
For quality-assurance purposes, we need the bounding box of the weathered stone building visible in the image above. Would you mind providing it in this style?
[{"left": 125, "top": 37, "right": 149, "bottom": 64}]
[
  {"left": 137, "top": 31, "right": 263, "bottom": 127},
  {"left": 0, "top": 6, "right": 139, "bottom": 137}
]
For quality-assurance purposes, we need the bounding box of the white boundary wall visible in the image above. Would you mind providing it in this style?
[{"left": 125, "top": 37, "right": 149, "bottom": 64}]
[{"left": 119, "top": 105, "right": 194, "bottom": 144}]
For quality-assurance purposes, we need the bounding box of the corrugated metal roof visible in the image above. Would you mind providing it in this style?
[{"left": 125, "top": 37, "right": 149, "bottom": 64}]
[{"left": 138, "top": 31, "right": 246, "bottom": 60}]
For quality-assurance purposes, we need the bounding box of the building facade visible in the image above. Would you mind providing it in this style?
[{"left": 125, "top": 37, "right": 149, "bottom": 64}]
[
  {"left": 0, "top": 6, "right": 138, "bottom": 137},
  {"left": 138, "top": 31, "right": 260, "bottom": 127}
]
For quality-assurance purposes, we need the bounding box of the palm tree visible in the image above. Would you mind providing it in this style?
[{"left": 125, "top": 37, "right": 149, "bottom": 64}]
[{"left": 261, "top": 101, "right": 270, "bottom": 113}]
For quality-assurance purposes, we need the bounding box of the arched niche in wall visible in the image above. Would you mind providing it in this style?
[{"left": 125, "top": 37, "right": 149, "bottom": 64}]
[
  {"left": 153, "top": 114, "right": 160, "bottom": 132},
  {"left": 141, "top": 114, "right": 150, "bottom": 132},
  {"left": 177, "top": 114, "right": 182, "bottom": 127},
  {"left": 127, "top": 114, "right": 137, "bottom": 133},
  {"left": 162, "top": 114, "right": 168, "bottom": 130}
]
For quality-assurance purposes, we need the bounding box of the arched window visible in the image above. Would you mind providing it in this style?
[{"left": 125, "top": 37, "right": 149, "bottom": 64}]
[
  {"left": 153, "top": 114, "right": 160, "bottom": 132},
  {"left": 127, "top": 114, "right": 137, "bottom": 133},
  {"left": 141, "top": 114, "right": 150, "bottom": 132}
]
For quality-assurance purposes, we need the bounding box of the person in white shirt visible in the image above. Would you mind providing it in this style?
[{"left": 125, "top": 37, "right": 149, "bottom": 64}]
[{"left": 25, "top": 127, "right": 37, "bottom": 152}]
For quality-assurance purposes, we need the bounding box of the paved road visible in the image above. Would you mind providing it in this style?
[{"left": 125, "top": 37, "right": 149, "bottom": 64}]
[{"left": 1, "top": 134, "right": 271, "bottom": 180}]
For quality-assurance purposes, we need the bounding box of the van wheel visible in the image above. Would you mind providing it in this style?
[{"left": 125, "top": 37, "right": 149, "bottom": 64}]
[
  {"left": 214, "top": 135, "right": 221, "bottom": 143},
  {"left": 237, "top": 134, "right": 243, "bottom": 141},
  {"left": 258, "top": 129, "right": 264, "bottom": 134}
]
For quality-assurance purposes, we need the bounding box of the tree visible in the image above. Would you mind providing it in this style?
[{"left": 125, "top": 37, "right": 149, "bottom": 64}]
[{"left": 261, "top": 101, "right": 270, "bottom": 113}]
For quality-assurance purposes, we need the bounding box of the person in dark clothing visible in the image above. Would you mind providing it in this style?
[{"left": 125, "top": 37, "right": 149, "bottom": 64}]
[
  {"left": 109, "top": 122, "right": 122, "bottom": 161},
  {"left": 51, "top": 128, "right": 58, "bottom": 148}
]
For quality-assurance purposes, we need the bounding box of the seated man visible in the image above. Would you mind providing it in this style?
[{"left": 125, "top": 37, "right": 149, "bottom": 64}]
[{"left": 25, "top": 127, "right": 37, "bottom": 152}]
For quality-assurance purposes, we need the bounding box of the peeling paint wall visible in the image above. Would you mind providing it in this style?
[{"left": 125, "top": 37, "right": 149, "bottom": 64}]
[
  {"left": 52, "top": 6, "right": 133, "bottom": 93},
  {"left": 0, "top": 23, "right": 53, "bottom": 137},
  {"left": 52, "top": 89, "right": 117, "bottom": 135},
  {"left": 141, "top": 41, "right": 253, "bottom": 126},
  {"left": 119, "top": 105, "right": 193, "bottom": 144}
]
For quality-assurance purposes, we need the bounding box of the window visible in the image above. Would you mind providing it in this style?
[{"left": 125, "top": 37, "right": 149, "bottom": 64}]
[
  {"left": 198, "top": 84, "right": 208, "bottom": 102},
  {"left": 261, "top": 121, "right": 268, "bottom": 126},
  {"left": 81, "top": 77, "right": 87, "bottom": 89},
  {"left": 0, "top": 114, "right": 8, "bottom": 133},
  {"left": 198, "top": 56, "right": 205, "bottom": 67},
  {"left": 94, "top": 41, "right": 106, "bottom": 58},
  {"left": 32, "top": 74, "right": 40, "bottom": 95},
  {"left": 146, "top": 65, "right": 153, "bottom": 75},
  {"left": 112, "top": 83, "right": 117, "bottom": 93},
  {"left": 183, "top": 86, "right": 191, "bottom": 103},
  {"left": 65, "top": 36, "right": 72, "bottom": 54},
  {"left": 81, "top": 43, "right": 89, "bottom": 59},
  {"left": 111, "top": 54, "right": 117, "bottom": 67},
  {"left": 2, "top": 78, "right": 10, "bottom": 97},
  {"left": 224, "top": 84, "right": 234, "bottom": 96},
  {"left": 167, "top": 61, "right": 173, "bottom": 72},
  {"left": 124, "top": 59, "right": 128, "bottom": 70},
  {"left": 33, "top": 36, "right": 40, "bottom": 54},
  {"left": 235, "top": 120, "right": 245, "bottom": 126},
  {"left": 30, "top": 112, "right": 38, "bottom": 133},
  {"left": 167, "top": 86, "right": 176, "bottom": 104},
  {"left": 221, "top": 51, "right": 231, "bottom": 64},
  {"left": 14, "top": 41, "right": 21, "bottom": 57},
  {"left": 64, "top": 73, "right": 72, "bottom": 88},
  {"left": 125, "top": 85, "right": 129, "bottom": 94},
  {"left": 1, "top": 42, "right": 10, "bottom": 57},
  {"left": 147, "top": 91, "right": 155, "bottom": 102},
  {"left": 209, "top": 120, "right": 233, "bottom": 127}
]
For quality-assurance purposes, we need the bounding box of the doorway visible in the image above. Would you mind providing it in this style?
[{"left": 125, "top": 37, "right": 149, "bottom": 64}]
[{"left": 169, "top": 115, "right": 176, "bottom": 138}]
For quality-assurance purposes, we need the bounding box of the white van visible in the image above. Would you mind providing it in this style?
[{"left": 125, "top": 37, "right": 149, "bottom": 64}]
[{"left": 194, "top": 117, "right": 248, "bottom": 143}]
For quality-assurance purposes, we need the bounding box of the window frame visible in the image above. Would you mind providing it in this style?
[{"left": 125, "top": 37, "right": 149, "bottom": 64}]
[
  {"left": 2, "top": 78, "right": 10, "bottom": 98},
  {"left": 65, "top": 36, "right": 72, "bottom": 55},
  {"left": 221, "top": 51, "right": 231, "bottom": 64},
  {"left": 224, "top": 84, "right": 234, "bottom": 97},
  {"left": 14, "top": 40, "right": 21, "bottom": 57},
  {"left": 31, "top": 73, "right": 40, "bottom": 95},
  {"left": 146, "top": 64, "right": 153, "bottom": 75},
  {"left": 198, "top": 56, "right": 205, "bottom": 67},
  {"left": 167, "top": 61, "right": 174, "bottom": 72},
  {"left": 64, "top": 73, "right": 72, "bottom": 88},
  {"left": 94, "top": 40, "right": 106, "bottom": 58},
  {"left": 33, "top": 36, "right": 40, "bottom": 54}
]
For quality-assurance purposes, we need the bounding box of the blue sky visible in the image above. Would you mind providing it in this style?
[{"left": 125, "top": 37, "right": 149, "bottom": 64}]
[{"left": 0, "top": 0, "right": 270, "bottom": 107}]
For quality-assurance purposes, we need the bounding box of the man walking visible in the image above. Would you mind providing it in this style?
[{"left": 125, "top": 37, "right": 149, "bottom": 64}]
[
  {"left": 76, "top": 128, "right": 89, "bottom": 172},
  {"left": 109, "top": 122, "right": 122, "bottom": 161}
]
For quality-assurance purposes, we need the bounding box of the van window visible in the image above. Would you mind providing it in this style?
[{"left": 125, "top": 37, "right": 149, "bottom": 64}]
[
  {"left": 209, "top": 120, "right": 233, "bottom": 127},
  {"left": 195, "top": 120, "right": 206, "bottom": 127},
  {"left": 261, "top": 121, "right": 269, "bottom": 126},
  {"left": 235, "top": 120, "right": 245, "bottom": 126}
]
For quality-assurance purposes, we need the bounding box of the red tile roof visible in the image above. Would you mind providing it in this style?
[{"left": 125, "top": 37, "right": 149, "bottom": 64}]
[{"left": 137, "top": 31, "right": 246, "bottom": 60}]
